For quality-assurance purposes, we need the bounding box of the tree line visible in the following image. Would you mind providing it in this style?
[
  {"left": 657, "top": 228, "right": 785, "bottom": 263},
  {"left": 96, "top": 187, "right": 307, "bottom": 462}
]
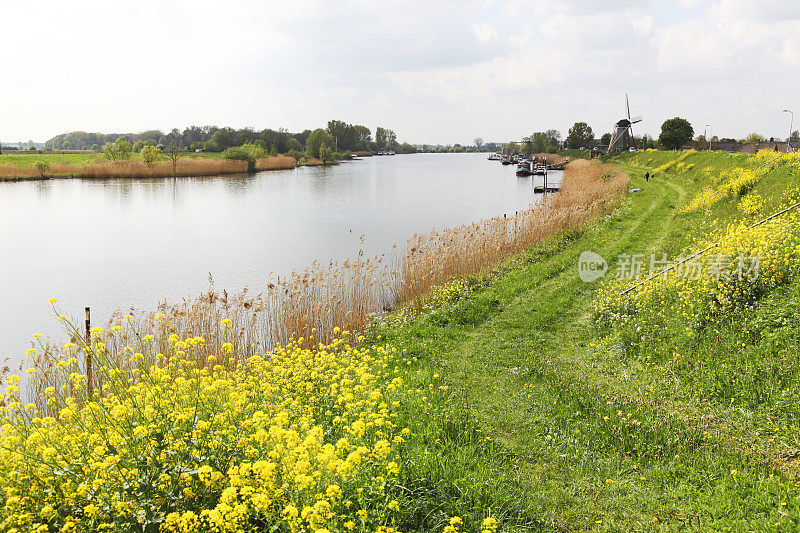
[{"left": 43, "top": 121, "right": 417, "bottom": 155}]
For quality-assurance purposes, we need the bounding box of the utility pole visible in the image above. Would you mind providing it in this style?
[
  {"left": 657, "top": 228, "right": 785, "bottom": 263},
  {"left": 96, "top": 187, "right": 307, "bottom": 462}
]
[
  {"left": 783, "top": 109, "right": 794, "bottom": 153},
  {"left": 706, "top": 124, "right": 712, "bottom": 151}
]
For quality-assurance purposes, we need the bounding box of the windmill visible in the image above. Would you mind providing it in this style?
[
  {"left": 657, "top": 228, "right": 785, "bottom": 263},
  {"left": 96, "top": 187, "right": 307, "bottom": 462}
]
[{"left": 608, "top": 94, "right": 642, "bottom": 152}]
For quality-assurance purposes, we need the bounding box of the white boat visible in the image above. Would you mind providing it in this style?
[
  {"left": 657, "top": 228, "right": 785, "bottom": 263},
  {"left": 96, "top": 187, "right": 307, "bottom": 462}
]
[{"left": 488, "top": 153, "right": 501, "bottom": 160}]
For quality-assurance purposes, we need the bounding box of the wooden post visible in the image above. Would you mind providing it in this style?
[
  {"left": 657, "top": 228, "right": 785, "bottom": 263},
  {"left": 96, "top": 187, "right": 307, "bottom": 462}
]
[
  {"left": 85, "top": 307, "right": 93, "bottom": 398},
  {"left": 544, "top": 167, "right": 548, "bottom": 193}
]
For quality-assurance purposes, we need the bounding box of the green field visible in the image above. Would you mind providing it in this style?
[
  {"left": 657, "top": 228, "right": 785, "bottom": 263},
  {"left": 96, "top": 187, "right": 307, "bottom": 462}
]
[
  {"left": 4, "top": 148, "right": 800, "bottom": 531},
  {"left": 368, "top": 148, "right": 800, "bottom": 530},
  {"left": 0, "top": 151, "right": 223, "bottom": 167},
  {"left": 0, "top": 152, "right": 105, "bottom": 167}
]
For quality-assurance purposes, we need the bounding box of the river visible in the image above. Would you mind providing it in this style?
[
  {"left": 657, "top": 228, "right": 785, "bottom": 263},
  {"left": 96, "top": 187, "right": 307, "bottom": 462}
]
[{"left": 0, "top": 152, "right": 562, "bottom": 367}]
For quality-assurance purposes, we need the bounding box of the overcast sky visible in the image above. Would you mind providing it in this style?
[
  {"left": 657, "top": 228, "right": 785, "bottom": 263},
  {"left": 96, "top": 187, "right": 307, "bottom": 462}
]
[{"left": 2, "top": 0, "right": 799, "bottom": 145}]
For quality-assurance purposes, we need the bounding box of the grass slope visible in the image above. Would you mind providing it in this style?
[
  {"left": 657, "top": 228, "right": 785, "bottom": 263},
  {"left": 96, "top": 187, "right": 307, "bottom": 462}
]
[{"left": 379, "top": 150, "right": 800, "bottom": 531}]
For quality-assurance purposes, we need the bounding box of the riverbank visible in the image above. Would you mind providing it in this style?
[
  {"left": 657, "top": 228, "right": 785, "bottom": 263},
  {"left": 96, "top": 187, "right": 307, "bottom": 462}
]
[
  {"left": 371, "top": 148, "right": 800, "bottom": 529},
  {"left": 0, "top": 153, "right": 297, "bottom": 181},
  {"left": 5, "top": 150, "right": 800, "bottom": 530},
  {"left": 0, "top": 158, "right": 628, "bottom": 531}
]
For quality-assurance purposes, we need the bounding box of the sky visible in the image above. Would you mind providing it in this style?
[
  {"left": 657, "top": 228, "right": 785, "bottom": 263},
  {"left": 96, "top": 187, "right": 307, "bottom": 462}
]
[{"left": 2, "top": 0, "right": 799, "bottom": 145}]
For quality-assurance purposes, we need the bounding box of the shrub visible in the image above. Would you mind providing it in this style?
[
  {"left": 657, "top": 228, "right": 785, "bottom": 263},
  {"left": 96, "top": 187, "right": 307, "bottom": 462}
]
[
  {"left": 140, "top": 145, "right": 163, "bottom": 167},
  {"left": 222, "top": 147, "right": 256, "bottom": 172},
  {"left": 35, "top": 161, "right": 50, "bottom": 177}
]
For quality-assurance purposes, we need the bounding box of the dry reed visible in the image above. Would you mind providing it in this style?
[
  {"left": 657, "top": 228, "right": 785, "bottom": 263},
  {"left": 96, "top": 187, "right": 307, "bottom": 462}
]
[
  {"left": 255, "top": 156, "right": 296, "bottom": 170},
  {"left": 0, "top": 158, "right": 249, "bottom": 180},
  {"left": 27, "top": 160, "right": 627, "bottom": 406},
  {"left": 530, "top": 153, "right": 568, "bottom": 164}
]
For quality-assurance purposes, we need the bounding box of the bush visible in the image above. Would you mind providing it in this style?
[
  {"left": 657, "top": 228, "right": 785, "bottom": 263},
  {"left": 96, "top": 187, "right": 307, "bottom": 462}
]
[
  {"left": 102, "top": 139, "right": 132, "bottom": 161},
  {"left": 35, "top": 161, "right": 50, "bottom": 177},
  {"left": 140, "top": 145, "right": 163, "bottom": 167},
  {"left": 222, "top": 147, "right": 256, "bottom": 172},
  {"left": 221, "top": 144, "right": 267, "bottom": 172}
]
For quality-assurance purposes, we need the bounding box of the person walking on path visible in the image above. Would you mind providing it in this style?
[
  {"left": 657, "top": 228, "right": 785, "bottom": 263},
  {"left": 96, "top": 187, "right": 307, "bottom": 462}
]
[{"left": 645, "top": 171, "right": 650, "bottom": 182}]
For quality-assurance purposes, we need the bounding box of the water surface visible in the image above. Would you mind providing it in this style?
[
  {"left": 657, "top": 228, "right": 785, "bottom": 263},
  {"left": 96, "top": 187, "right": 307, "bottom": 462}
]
[{"left": 0, "top": 152, "right": 561, "bottom": 365}]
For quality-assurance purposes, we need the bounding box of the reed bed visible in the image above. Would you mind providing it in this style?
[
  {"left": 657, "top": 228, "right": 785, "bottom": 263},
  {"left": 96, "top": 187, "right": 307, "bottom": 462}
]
[
  {"left": 27, "top": 160, "right": 627, "bottom": 406},
  {"left": 531, "top": 152, "right": 568, "bottom": 164},
  {"left": 80, "top": 158, "right": 248, "bottom": 178},
  {"left": 400, "top": 160, "right": 626, "bottom": 302},
  {"left": 0, "top": 158, "right": 249, "bottom": 179},
  {"left": 255, "top": 156, "right": 296, "bottom": 170}
]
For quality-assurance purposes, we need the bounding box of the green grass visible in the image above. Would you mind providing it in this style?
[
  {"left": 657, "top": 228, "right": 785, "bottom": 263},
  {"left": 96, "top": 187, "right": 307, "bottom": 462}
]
[
  {"left": 0, "top": 152, "right": 105, "bottom": 167},
  {"left": 373, "top": 150, "right": 800, "bottom": 530},
  {"left": 0, "top": 151, "right": 223, "bottom": 168}
]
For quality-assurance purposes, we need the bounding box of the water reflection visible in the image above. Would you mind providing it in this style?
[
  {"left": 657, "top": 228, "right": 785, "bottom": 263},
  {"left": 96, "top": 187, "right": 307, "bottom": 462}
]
[{"left": 0, "top": 153, "right": 558, "bottom": 365}]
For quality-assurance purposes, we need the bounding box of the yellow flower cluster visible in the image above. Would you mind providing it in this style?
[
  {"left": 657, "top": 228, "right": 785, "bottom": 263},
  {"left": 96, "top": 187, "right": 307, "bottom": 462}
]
[
  {"left": 738, "top": 194, "right": 765, "bottom": 217},
  {"left": 651, "top": 150, "right": 697, "bottom": 177},
  {"left": 422, "top": 278, "right": 471, "bottom": 308},
  {"left": 440, "top": 516, "right": 498, "bottom": 533},
  {"left": 0, "top": 330, "right": 408, "bottom": 532},
  {"left": 683, "top": 149, "right": 797, "bottom": 213},
  {"left": 594, "top": 195, "right": 800, "bottom": 333}
]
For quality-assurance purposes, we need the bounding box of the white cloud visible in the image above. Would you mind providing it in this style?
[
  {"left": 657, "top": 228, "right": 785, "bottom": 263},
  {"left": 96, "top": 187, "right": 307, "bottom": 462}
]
[
  {"left": 0, "top": 0, "right": 799, "bottom": 144},
  {"left": 471, "top": 22, "right": 499, "bottom": 44}
]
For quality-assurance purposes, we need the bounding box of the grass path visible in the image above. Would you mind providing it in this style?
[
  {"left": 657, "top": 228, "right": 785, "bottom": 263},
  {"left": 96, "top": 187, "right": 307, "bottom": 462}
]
[
  {"left": 385, "top": 163, "right": 799, "bottom": 530},
  {"left": 442, "top": 171, "right": 685, "bottom": 529}
]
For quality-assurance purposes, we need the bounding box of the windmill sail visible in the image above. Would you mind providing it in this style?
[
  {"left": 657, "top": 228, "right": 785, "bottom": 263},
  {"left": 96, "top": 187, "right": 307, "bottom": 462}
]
[
  {"left": 608, "top": 119, "right": 632, "bottom": 151},
  {"left": 608, "top": 95, "right": 641, "bottom": 151}
]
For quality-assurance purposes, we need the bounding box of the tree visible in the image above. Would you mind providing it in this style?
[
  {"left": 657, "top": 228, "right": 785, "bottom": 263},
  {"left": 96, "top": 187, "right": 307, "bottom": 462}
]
[
  {"left": 305, "top": 128, "right": 334, "bottom": 159},
  {"left": 790, "top": 130, "right": 800, "bottom": 142},
  {"left": 375, "top": 127, "right": 397, "bottom": 151},
  {"left": 566, "top": 122, "right": 594, "bottom": 149},
  {"left": 523, "top": 132, "right": 550, "bottom": 153},
  {"left": 222, "top": 146, "right": 256, "bottom": 172},
  {"left": 600, "top": 133, "right": 612, "bottom": 146},
  {"left": 319, "top": 144, "right": 333, "bottom": 164},
  {"left": 743, "top": 132, "right": 766, "bottom": 143},
  {"left": 544, "top": 129, "right": 561, "bottom": 150},
  {"left": 658, "top": 118, "right": 694, "bottom": 150},
  {"left": 102, "top": 139, "right": 132, "bottom": 161},
  {"left": 35, "top": 161, "right": 50, "bottom": 177},
  {"left": 398, "top": 142, "right": 417, "bottom": 154},
  {"left": 166, "top": 143, "right": 183, "bottom": 175},
  {"left": 474, "top": 138, "right": 484, "bottom": 150},
  {"left": 140, "top": 145, "right": 162, "bottom": 167},
  {"left": 502, "top": 142, "right": 520, "bottom": 154}
]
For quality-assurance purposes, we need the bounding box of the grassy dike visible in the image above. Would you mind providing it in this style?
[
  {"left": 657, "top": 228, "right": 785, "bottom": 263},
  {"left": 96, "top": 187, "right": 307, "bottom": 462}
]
[{"left": 377, "top": 149, "right": 800, "bottom": 530}]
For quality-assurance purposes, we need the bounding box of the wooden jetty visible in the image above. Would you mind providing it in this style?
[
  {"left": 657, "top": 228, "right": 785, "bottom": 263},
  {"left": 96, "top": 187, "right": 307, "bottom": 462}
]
[{"left": 533, "top": 169, "right": 560, "bottom": 193}]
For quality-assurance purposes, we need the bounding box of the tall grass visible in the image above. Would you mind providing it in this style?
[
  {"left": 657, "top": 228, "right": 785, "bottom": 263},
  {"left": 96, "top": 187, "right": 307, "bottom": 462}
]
[
  {"left": 401, "top": 160, "right": 625, "bottom": 302},
  {"left": 255, "top": 156, "right": 296, "bottom": 170},
  {"left": 28, "top": 160, "right": 627, "bottom": 404},
  {"left": 0, "top": 158, "right": 249, "bottom": 179},
  {"left": 80, "top": 158, "right": 248, "bottom": 178},
  {"left": 0, "top": 155, "right": 302, "bottom": 180},
  {"left": 530, "top": 152, "right": 568, "bottom": 164}
]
